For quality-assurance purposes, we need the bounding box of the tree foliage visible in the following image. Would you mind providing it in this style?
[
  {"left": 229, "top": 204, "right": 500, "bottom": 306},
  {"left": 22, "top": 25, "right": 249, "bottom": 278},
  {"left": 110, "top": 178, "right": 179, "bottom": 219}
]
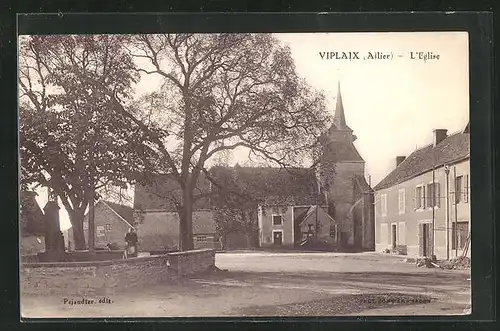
[
  {"left": 19, "top": 33, "right": 330, "bottom": 252},
  {"left": 123, "top": 33, "right": 328, "bottom": 250},
  {"left": 19, "top": 35, "right": 146, "bottom": 249}
]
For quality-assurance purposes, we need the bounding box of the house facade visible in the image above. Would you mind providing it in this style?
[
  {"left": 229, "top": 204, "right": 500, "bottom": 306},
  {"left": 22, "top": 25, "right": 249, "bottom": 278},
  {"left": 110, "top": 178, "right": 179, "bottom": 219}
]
[
  {"left": 68, "top": 200, "right": 135, "bottom": 250},
  {"left": 258, "top": 202, "right": 339, "bottom": 248},
  {"left": 374, "top": 126, "right": 470, "bottom": 259},
  {"left": 133, "top": 208, "right": 218, "bottom": 251},
  {"left": 133, "top": 176, "right": 220, "bottom": 251}
]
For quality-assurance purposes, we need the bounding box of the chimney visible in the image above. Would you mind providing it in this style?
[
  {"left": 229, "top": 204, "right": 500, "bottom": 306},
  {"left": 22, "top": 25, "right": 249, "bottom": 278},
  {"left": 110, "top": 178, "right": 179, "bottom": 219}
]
[
  {"left": 433, "top": 129, "right": 448, "bottom": 147},
  {"left": 396, "top": 156, "right": 406, "bottom": 167}
]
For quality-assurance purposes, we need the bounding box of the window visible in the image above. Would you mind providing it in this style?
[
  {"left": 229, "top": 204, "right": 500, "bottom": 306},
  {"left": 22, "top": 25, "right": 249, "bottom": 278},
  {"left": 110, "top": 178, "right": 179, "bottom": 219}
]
[
  {"left": 426, "top": 182, "right": 441, "bottom": 208},
  {"left": 329, "top": 224, "right": 337, "bottom": 240},
  {"left": 464, "top": 174, "right": 469, "bottom": 203},
  {"left": 96, "top": 226, "right": 105, "bottom": 237},
  {"left": 272, "top": 215, "right": 283, "bottom": 225},
  {"left": 452, "top": 222, "right": 469, "bottom": 250},
  {"left": 398, "top": 189, "right": 405, "bottom": 214},
  {"left": 380, "top": 194, "right": 387, "bottom": 216},
  {"left": 105, "top": 224, "right": 112, "bottom": 231},
  {"left": 196, "top": 235, "right": 207, "bottom": 242},
  {"left": 455, "top": 176, "right": 463, "bottom": 204},
  {"left": 415, "top": 185, "right": 425, "bottom": 209},
  {"left": 455, "top": 175, "right": 469, "bottom": 204}
]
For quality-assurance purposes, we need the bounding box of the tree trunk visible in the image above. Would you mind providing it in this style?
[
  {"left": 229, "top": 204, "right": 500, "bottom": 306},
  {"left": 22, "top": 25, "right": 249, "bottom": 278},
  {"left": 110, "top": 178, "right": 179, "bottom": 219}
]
[
  {"left": 220, "top": 234, "right": 227, "bottom": 250},
  {"left": 88, "top": 196, "right": 95, "bottom": 252},
  {"left": 69, "top": 209, "right": 86, "bottom": 250},
  {"left": 179, "top": 189, "right": 194, "bottom": 251},
  {"left": 245, "top": 233, "right": 251, "bottom": 249}
]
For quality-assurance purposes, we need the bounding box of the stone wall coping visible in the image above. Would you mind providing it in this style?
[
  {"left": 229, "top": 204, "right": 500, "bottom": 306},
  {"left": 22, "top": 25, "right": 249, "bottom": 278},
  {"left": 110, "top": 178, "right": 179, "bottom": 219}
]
[
  {"left": 21, "top": 249, "right": 215, "bottom": 268},
  {"left": 21, "top": 254, "right": 169, "bottom": 269},
  {"left": 167, "top": 248, "right": 215, "bottom": 257}
]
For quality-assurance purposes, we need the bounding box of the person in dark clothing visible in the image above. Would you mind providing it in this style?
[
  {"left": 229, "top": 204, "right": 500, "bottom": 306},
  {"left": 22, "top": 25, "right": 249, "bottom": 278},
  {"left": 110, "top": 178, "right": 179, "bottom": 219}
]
[{"left": 124, "top": 228, "right": 138, "bottom": 258}]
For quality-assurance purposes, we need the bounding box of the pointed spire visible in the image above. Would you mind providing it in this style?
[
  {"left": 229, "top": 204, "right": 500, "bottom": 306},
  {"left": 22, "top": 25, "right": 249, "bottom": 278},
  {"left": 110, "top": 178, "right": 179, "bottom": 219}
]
[{"left": 333, "top": 81, "right": 348, "bottom": 130}]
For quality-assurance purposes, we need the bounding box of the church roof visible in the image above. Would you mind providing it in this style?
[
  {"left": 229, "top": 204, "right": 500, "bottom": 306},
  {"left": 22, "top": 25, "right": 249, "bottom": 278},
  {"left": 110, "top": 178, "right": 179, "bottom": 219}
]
[
  {"left": 321, "top": 139, "right": 365, "bottom": 162},
  {"left": 374, "top": 130, "right": 470, "bottom": 191},
  {"left": 331, "top": 82, "right": 352, "bottom": 131},
  {"left": 354, "top": 175, "right": 373, "bottom": 193}
]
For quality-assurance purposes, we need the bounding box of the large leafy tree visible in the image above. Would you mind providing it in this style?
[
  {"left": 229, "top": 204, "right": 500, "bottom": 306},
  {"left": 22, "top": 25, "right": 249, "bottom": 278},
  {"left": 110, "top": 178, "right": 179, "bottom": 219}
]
[
  {"left": 19, "top": 35, "right": 148, "bottom": 249},
  {"left": 115, "top": 33, "right": 329, "bottom": 250}
]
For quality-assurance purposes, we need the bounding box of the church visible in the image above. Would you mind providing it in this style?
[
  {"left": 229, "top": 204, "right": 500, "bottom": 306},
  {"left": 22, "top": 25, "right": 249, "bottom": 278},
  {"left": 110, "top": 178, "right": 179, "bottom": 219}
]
[
  {"left": 133, "top": 84, "right": 375, "bottom": 251},
  {"left": 254, "top": 83, "right": 374, "bottom": 250}
]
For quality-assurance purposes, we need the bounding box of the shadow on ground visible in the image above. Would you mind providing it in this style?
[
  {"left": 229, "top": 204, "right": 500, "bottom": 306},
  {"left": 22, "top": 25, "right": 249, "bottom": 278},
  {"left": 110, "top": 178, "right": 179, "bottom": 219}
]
[
  {"left": 233, "top": 292, "right": 434, "bottom": 316},
  {"left": 192, "top": 269, "right": 470, "bottom": 294}
]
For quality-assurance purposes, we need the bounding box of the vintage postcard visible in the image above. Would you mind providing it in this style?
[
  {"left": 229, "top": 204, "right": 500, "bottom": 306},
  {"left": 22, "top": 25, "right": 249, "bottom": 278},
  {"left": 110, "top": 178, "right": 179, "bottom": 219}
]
[{"left": 19, "top": 31, "right": 471, "bottom": 318}]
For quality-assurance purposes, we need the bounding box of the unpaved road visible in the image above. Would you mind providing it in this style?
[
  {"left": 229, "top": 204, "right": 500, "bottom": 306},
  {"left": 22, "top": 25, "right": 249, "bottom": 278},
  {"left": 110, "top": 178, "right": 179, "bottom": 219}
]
[{"left": 21, "top": 252, "right": 471, "bottom": 318}]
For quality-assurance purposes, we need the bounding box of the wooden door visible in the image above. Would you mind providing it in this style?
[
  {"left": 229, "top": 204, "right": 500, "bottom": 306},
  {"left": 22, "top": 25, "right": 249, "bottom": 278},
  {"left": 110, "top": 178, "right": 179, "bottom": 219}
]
[
  {"left": 419, "top": 223, "right": 434, "bottom": 257},
  {"left": 273, "top": 231, "right": 283, "bottom": 246},
  {"left": 392, "top": 224, "right": 397, "bottom": 249}
]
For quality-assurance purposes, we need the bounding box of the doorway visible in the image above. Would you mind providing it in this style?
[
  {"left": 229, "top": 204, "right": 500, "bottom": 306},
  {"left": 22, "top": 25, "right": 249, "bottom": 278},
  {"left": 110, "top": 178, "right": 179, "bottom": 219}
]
[
  {"left": 391, "top": 224, "right": 397, "bottom": 249},
  {"left": 273, "top": 231, "right": 283, "bottom": 246},
  {"left": 419, "top": 223, "right": 434, "bottom": 257}
]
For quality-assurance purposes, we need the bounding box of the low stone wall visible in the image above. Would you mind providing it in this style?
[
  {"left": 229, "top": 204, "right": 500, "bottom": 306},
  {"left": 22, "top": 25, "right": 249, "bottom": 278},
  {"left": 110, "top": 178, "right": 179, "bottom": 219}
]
[
  {"left": 167, "top": 249, "right": 216, "bottom": 276},
  {"left": 37, "top": 250, "right": 126, "bottom": 262},
  {"left": 20, "top": 249, "right": 216, "bottom": 296}
]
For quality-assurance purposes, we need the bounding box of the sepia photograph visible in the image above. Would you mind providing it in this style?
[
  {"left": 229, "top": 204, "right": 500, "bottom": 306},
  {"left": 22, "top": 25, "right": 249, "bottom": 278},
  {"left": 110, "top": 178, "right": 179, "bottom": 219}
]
[{"left": 18, "top": 31, "right": 471, "bottom": 318}]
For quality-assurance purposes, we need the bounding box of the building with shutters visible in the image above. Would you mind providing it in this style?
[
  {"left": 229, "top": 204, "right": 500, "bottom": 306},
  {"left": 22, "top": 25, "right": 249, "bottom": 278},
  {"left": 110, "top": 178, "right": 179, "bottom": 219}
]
[{"left": 373, "top": 123, "right": 470, "bottom": 259}]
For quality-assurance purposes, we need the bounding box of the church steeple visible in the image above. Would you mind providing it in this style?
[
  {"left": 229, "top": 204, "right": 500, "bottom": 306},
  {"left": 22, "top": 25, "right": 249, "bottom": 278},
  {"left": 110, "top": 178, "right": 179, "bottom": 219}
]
[{"left": 332, "top": 82, "right": 350, "bottom": 131}]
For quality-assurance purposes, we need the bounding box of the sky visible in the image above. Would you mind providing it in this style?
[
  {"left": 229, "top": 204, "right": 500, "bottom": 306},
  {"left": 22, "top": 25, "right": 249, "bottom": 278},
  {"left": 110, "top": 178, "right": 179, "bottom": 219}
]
[{"left": 34, "top": 32, "right": 470, "bottom": 231}]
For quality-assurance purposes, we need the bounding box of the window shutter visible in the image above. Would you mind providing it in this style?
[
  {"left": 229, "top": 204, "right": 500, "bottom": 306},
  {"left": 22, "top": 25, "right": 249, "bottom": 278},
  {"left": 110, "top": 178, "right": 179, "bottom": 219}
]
[
  {"left": 435, "top": 183, "right": 441, "bottom": 207},
  {"left": 464, "top": 174, "right": 469, "bottom": 203},
  {"left": 426, "top": 184, "right": 430, "bottom": 207},
  {"left": 428, "top": 223, "right": 434, "bottom": 255},
  {"left": 413, "top": 188, "right": 417, "bottom": 210},
  {"left": 422, "top": 186, "right": 426, "bottom": 209}
]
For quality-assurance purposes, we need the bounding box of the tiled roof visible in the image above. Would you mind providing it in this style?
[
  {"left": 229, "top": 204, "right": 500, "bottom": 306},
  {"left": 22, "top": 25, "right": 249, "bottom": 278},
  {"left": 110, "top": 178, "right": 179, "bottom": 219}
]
[
  {"left": 133, "top": 172, "right": 211, "bottom": 211},
  {"left": 210, "top": 165, "right": 319, "bottom": 204},
  {"left": 374, "top": 131, "right": 470, "bottom": 191},
  {"left": 134, "top": 166, "right": 321, "bottom": 211},
  {"left": 298, "top": 205, "right": 336, "bottom": 227},
  {"left": 101, "top": 200, "right": 134, "bottom": 224}
]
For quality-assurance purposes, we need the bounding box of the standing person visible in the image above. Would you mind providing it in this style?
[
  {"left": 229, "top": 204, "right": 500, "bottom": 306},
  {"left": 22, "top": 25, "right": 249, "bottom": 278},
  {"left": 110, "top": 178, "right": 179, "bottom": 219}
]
[{"left": 124, "top": 228, "right": 138, "bottom": 258}]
